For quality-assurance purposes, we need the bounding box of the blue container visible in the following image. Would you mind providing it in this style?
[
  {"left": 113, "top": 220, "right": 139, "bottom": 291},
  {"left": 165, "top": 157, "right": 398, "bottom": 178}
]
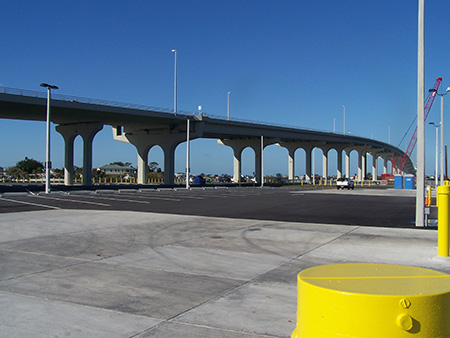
[
  {"left": 404, "top": 175, "right": 415, "bottom": 189},
  {"left": 394, "top": 175, "right": 404, "bottom": 189}
]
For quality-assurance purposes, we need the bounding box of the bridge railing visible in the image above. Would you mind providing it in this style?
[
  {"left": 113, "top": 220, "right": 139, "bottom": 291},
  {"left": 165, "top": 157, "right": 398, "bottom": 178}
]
[{"left": 0, "top": 85, "right": 344, "bottom": 135}]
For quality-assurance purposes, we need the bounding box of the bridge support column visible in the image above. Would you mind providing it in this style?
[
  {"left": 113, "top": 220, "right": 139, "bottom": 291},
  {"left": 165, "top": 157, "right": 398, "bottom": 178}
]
[
  {"left": 322, "top": 150, "right": 328, "bottom": 179},
  {"left": 56, "top": 122, "right": 103, "bottom": 186},
  {"left": 114, "top": 127, "right": 188, "bottom": 185},
  {"left": 372, "top": 154, "right": 378, "bottom": 181},
  {"left": 357, "top": 149, "right": 367, "bottom": 181},
  {"left": 337, "top": 149, "right": 343, "bottom": 178},
  {"left": 79, "top": 124, "right": 103, "bottom": 186},
  {"left": 277, "top": 143, "right": 297, "bottom": 181},
  {"left": 218, "top": 139, "right": 246, "bottom": 183},
  {"left": 345, "top": 149, "right": 351, "bottom": 178},
  {"left": 305, "top": 147, "right": 313, "bottom": 182},
  {"left": 220, "top": 137, "right": 279, "bottom": 184}
]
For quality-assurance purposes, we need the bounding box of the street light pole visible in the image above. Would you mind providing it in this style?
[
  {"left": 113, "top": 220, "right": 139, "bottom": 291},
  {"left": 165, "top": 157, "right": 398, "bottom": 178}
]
[
  {"left": 40, "top": 83, "right": 58, "bottom": 194},
  {"left": 430, "top": 122, "right": 440, "bottom": 188},
  {"left": 171, "top": 49, "right": 177, "bottom": 114},
  {"left": 227, "top": 91, "right": 231, "bottom": 120},
  {"left": 186, "top": 117, "right": 190, "bottom": 190},
  {"left": 261, "top": 135, "right": 264, "bottom": 188},
  {"left": 437, "top": 88, "right": 450, "bottom": 184},
  {"left": 416, "top": 0, "right": 425, "bottom": 227}
]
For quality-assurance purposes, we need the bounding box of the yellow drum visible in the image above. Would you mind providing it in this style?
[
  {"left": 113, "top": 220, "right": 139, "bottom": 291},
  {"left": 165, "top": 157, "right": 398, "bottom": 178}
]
[{"left": 291, "top": 263, "right": 450, "bottom": 337}]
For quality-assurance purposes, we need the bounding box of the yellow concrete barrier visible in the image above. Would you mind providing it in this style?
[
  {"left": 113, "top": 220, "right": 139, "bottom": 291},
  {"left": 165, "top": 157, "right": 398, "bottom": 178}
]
[
  {"left": 291, "top": 263, "right": 450, "bottom": 338},
  {"left": 437, "top": 184, "right": 450, "bottom": 257}
]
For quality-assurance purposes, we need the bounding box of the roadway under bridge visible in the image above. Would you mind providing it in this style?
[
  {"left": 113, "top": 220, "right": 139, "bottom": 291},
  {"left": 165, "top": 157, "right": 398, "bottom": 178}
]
[{"left": 0, "top": 86, "right": 415, "bottom": 185}]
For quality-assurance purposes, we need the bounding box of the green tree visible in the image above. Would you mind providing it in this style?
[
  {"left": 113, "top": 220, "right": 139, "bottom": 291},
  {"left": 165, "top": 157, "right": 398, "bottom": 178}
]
[{"left": 16, "top": 157, "right": 44, "bottom": 175}]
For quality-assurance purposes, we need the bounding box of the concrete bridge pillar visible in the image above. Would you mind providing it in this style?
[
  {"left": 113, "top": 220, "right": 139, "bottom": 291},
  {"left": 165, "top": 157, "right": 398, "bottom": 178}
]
[
  {"left": 336, "top": 148, "right": 343, "bottom": 178},
  {"left": 277, "top": 142, "right": 315, "bottom": 182},
  {"left": 79, "top": 124, "right": 103, "bottom": 185},
  {"left": 319, "top": 146, "right": 334, "bottom": 179},
  {"left": 356, "top": 148, "right": 367, "bottom": 181},
  {"left": 276, "top": 143, "right": 298, "bottom": 181},
  {"left": 114, "top": 126, "right": 189, "bottom": 185},
  {"left": 56, "top": 122, "right": 103, "bottom": 186},
  {"left": 372, "top": 153, "right": 379, "bottom": 180},
  {"left": 219, "top": 137, "right": 278, "bottom": 184},
  {"left": 218, "top": 139, "right": 246, "bottom": 183},
  {"left": 322, "top": 150, "right": 328, "bottom": 179},
  {"left": 305, "top": 147, "right": 313, "bottom": 181},
  {"left": 345, "top": 149, "right": 351, "bottom": 178}
]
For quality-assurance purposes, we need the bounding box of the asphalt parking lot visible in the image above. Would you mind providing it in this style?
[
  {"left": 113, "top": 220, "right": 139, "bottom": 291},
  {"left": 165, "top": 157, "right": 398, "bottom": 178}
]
[
  {"left": 1, "top": 186, "right": 448, "bottom": 338},
  {"left": 0, "top": 186, "right": 417, "bottom": 227}
]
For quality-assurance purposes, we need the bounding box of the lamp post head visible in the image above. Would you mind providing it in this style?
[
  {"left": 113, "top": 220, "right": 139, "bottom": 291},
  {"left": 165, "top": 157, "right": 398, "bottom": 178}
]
[
  {"left": 171, "top": 49, "right": 176, "bottom": 53},
  {"left": 40, "top": 83, "right": 58, "bottom": 90}
]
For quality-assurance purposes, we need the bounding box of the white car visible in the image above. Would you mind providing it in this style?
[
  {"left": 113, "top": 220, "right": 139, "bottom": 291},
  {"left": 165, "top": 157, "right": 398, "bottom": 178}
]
[{"left": 336, "top": 178, "right": 355, "bottom": 190}]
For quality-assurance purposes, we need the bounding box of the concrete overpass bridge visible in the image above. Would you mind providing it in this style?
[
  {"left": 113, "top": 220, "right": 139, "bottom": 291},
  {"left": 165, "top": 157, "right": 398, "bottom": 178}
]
[{"left": 0, "top": 86, "right": 414, "bottom": 185}]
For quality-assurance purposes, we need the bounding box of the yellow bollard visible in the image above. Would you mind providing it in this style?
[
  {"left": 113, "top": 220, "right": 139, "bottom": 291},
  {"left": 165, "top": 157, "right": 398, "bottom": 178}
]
[
  {"left": 437, "top": 184, "right": 450, "bottom": 257},
  {"left": 428, "top": 186, "right": 432, "bottom": 207},
  {"left": 291, "top": 263, "right": 450, "bottom": 338}
]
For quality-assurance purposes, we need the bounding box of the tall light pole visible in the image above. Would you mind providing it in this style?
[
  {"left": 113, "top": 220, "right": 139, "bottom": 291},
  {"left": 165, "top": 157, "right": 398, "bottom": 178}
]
[
  {"left": 186, "top": 117, "right": 190, "bottom": 190},
  {"left": 333, "top": 117, "right": 336, "bottom": 133},
  {"left": 261, "top": 135, "right": 264, "bottom": 188},
  {"left": 227, "top": 91, "right": 231, "bottom": 120},
  {"left": 437, "top": 87, "right": 450, "bottom": 184},
  {"left": 171, "top": 49, "right": 177, "bottom": 114},
  {"left": 416, "top": 0, "right": 425, "bottom": 227},
  {"left": 40, "top": 83, "right": 58, "bottom": 194},
  {"left": 430, "top": 122, "right": 440, "bottom": 187},
  {"left": 342, "top": 105, "right": 346, "bottom": 135}
]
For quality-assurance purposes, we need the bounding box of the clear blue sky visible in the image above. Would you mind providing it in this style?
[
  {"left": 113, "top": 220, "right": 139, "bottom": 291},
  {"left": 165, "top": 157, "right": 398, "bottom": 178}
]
[{"left": 1, "top": 1, "right": 450, "bottom": 176}]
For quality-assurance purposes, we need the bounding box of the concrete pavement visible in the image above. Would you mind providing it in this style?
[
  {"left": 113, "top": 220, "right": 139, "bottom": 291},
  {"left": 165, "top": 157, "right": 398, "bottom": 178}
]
[{"left": 0, "top": 194, "right": 449, "bottom": 337}]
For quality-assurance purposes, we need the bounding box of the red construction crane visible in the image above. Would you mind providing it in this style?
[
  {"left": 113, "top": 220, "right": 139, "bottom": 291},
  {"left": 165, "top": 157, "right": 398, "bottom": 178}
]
[{"left": 392, "top": 77, "right": 443, "bottom": 174}]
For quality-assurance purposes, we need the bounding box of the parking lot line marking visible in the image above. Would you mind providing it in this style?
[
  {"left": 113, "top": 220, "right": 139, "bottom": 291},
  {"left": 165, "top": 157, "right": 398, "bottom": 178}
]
[
  {"left": 154, "top": 192, "right": 205, "bottom": 200},
  {"left": 35, "top": 195, "right": 111, "bottom": 206},
  {"left": 75, "top": 194, "right": 151, "bottom": 204},
  {"left": 0, "top": 197, "right": 61, "bottom": 209},
  {"left": 119, "top": 192, "right": 181, "bottom": 202}
]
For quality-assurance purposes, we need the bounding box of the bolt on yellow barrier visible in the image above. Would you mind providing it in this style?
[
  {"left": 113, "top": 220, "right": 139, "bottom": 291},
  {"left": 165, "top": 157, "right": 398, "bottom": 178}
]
[
  {"left": 291, "top": 263, "right": 450, "bottom": 338},
  {"left": 437, "top": 184, "right": 450, "bottom": 257}
]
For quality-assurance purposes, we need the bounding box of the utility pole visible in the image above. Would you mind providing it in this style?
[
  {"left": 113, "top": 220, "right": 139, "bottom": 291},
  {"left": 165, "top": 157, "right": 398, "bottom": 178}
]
[{"left": 416, "top": 0, "right": 425, "bottom": 227}]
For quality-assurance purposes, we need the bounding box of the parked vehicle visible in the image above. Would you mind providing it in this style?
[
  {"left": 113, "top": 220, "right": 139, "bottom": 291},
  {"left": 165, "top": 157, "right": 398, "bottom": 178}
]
[
  {"left": 336, "top": 177, "right": 355, "bottom": 190},
  {"left": 193, "top": 175, "right": 206, "bottom": 185}
]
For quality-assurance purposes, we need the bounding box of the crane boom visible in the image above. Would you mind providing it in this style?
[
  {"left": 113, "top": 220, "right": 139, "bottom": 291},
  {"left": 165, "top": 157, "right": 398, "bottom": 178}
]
[{"left": 393, "top": 77, "right": 442, "bottom": 174}]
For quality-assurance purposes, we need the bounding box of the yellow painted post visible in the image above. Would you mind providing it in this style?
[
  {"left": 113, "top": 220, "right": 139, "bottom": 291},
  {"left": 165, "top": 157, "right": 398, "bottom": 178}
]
[
  {"left": 428, "top": 186, "right": 432, "bottom": 207},
  {"left": 301, "top": 179, "right": 303, "bottom": 185},
  {"left": 291, "top": 263, "right": 450, "bottom": 338},
  {"left": 437, "top": 184, "right": 450, "bottom": 257}
]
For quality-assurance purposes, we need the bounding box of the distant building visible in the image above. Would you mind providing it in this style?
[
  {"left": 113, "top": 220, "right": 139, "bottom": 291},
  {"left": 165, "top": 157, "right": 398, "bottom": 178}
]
[{"left": 97, "top": 164, "right": 136, "bottom": 177}]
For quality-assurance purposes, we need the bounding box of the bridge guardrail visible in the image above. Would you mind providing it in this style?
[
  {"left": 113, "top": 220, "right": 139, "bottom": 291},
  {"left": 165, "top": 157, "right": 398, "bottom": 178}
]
[{"left": 0, "top": 86, "right": 342, "bottom": 136}]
